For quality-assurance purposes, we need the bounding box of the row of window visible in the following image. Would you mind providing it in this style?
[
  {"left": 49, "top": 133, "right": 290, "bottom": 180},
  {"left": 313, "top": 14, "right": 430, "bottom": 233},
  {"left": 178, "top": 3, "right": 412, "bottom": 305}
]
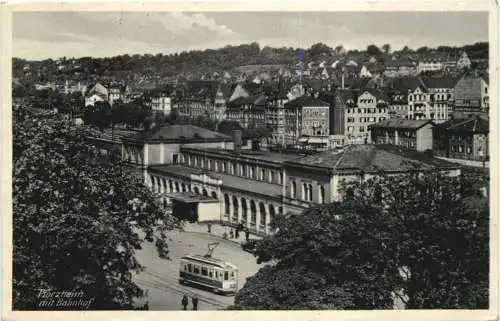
[
  {"left": 183, "top": 263, "right": 234, "bottom": 281},
  {"left": 346, "top": 108, "right": 388, "bottom": 114},
  {"left": 409, "top": 94, "right": 427, "bottom": 102},
  {"left": 289, "top": 181, "right": 326, "bottom": 203},
  {"left": 347, "top": 117, "right": 387, "bottom": 123},
  {"left": 451, "top": 145, "right": 473, "bottom": 154},
  {"left": 185, "top": 154, "right": 284, "bottom": 185}
]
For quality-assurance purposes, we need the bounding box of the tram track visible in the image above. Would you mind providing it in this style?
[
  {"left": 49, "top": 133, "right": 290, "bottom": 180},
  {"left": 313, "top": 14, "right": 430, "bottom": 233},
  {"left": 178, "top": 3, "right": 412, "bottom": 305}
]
[{"left": 135, "top": 269, "right": 231, "bottom": 309}]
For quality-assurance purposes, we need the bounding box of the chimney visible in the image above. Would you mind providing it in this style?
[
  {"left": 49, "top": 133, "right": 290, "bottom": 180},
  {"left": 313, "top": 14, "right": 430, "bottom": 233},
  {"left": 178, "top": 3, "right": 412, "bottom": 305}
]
[{"left": 232, "top": 129, "right": 242, "bottom": 154}]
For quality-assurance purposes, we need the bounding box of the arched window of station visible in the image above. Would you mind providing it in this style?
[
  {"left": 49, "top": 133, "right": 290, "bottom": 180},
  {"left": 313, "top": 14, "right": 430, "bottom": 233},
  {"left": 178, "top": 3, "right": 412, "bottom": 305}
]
[
  {"left": 259, "top": 202, "right": 266, "bottom": 228},
  {"left": 241, "top": 198, "right": 248, "bottom": 223},
  {"left": 232, "top": 196, "right": 239, "bottom": 222},
  {"left": 224, "top": 194, "right": 230, "bottom": 216},
  {"left": 291, "top": 181, "right": 297, "bottom": 198},
  {"left": 250, "top": 200, "right": 257, "bottom": 227},
  {"left": 269, "top": 205, "right": 276, "bottom": 227}
]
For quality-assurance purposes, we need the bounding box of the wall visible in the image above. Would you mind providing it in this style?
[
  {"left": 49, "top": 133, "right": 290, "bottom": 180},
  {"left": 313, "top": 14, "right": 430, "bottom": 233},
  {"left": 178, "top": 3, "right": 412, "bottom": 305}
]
[
  {"left": 286, "top": 166, "right": 332, "bottom": 204},
  {"left": 416, "top": 123, "right": 434, "bottom": 151},
  {"left": 302, "top": 106, "right": 330, "bottom": 136},
  {"left": 198, "top": 202, "right": 222, "bottom": 222},
  {"left": 146, "top": 141, "right": 232, "bottom": 166}
]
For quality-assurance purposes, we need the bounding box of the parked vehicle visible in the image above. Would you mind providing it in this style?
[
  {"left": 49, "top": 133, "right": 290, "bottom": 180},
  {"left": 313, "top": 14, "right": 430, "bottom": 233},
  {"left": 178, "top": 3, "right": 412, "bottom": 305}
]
[{"left": 241, "top": 239, "right": 258, "bottom": 254}]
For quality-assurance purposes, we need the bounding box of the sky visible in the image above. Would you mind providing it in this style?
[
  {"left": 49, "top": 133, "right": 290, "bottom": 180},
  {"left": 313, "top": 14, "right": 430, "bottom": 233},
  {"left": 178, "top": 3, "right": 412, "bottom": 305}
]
[{"left": 12, "top": 11, "right": 488, "bottom": 60}]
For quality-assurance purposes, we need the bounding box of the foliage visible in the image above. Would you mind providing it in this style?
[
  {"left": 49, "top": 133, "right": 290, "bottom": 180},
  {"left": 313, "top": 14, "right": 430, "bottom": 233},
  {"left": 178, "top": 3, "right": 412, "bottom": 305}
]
[
  {"left": 12, "top": 107, "right": 178, "bottom": 310},
  {"left": 232, "top": 265, "right": 355, "bottom": 310},
  {"left": 366, "top": 44, "right": 383, "bottom": 56},
  {"left": 83, "top": 101, "right": 112, "bottom": 131},
  {"left": 13, "top": 42, "right": 488, "bottom": 85},
  {"left": 235, "top": 170, "right": 489, "bottom": 309}
]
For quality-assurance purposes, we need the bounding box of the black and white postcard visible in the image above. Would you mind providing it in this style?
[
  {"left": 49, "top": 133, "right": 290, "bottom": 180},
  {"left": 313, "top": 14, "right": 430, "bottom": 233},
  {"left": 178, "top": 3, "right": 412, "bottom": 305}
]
[{"left": 1, "top": 2, "right": 498, "bottom": 321}]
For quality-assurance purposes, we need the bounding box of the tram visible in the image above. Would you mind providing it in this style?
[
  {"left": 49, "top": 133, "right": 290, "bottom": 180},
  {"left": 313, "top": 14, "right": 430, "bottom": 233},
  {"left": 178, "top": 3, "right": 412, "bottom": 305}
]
[{"left": 179, "top": 242, "right": 239, "bottom": 295}]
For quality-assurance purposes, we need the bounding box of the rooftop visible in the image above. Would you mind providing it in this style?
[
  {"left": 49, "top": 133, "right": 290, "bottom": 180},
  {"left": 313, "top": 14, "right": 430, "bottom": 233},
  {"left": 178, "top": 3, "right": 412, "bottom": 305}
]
[
  {"left": 181, "top": 146, "right": 302, "bottom": 164},
  {"left": 167, "top": 192, "right": 219, "bottom": 203},
  {"left": 437, "top": 117, "right": 489, "bottom": 133},
  {"left": 286, "top": 144, "right": 459, "bottom": 172},
  {"left": 148, "top": 164, "right": 283, "bottom": 197},
  {"left": 123, "top": 124, "right": 232, "bottom": 143},
  {"left": 284, "top": 95, "right": 330, "bottom": 108}
]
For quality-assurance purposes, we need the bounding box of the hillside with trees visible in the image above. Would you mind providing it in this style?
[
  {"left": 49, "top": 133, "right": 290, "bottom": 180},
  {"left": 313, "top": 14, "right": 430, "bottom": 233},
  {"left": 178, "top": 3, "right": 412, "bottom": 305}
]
[{"left": 13, "top": 42, "right": 488, "bottom": 84}]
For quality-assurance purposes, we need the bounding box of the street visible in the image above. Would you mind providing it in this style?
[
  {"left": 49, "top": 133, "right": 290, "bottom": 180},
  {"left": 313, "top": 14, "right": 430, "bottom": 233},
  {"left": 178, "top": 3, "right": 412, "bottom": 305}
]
[{"left": 132, "top": 229, "right": 262, "bottom": 310}]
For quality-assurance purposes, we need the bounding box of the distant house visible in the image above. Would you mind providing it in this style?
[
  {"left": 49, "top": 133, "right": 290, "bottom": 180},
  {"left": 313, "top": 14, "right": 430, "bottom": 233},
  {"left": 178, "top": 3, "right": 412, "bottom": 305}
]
[
  {"left": 359, "top": 65, "right": 372, "bottom": 78},
  {"left": 144, "top": 86, "right": 173, "bottom": 116},
  {"left": 226, "top": 95, "right": 268, "bottom": 130},
  {"left": 433, "top": 116, "right": 489, "bottom": 161},
  {"left": 85, "top": 81, "right": 128, "bottom": 107},
  {"left": 284, "top": 95, "right": 330, "bottom": 149},
  {"left": 456, "top": 52, "right": 472, "bottom": 70},
  {"left": 420, "top": 76, "right": 456, "bottom": 123},
  {"left": 453, "top": 72, "right": 489, "bottom": 114},
  {"left": 368, "top": 119, "right": 434, "bottom": 151},
  {"left": 417, "top": 54, "right": 447, "bottom": 74},
  {"left": 345, "top": 88, "right": 389, "bottom": 145}
]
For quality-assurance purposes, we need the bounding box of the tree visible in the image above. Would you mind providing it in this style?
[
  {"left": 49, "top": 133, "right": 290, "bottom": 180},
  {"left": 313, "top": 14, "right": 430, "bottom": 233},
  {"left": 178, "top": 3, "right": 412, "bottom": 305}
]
[
  {"left": 234, "top": 170, "right": 488, "bottom": 309},
  {"left": 366, "top": 44, "right": 382, "bottom": 56},
  {"left": 334, "top": 45, "right": 345, "bottom": 56},
  {"left": 309, "top": 43, "right": 332, "bottom": 58},
  {"left": 83, "top": 101, "right": 112, "bottom": 131},
  {"left": 382, "top": 44, "right": 391, "bottom": 54},
  {"left": 12, "top": 108, "right": 178, "bottom": 310},
  {"left": 416, "top": 46, "right": 429, "bottom": 54}
]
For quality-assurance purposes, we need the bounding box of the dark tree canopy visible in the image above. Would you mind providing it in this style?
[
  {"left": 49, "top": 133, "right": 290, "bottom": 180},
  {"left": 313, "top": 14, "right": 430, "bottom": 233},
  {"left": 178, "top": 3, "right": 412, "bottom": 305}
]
[
  {"left": 366, "top": 44, "right": 383, "bottom": 56},
  {"left": 12, "top": 106, "right": 178, "bottom": 310},
  {"left": 234, "top": 170, "right": 489, "bottom": 310}
]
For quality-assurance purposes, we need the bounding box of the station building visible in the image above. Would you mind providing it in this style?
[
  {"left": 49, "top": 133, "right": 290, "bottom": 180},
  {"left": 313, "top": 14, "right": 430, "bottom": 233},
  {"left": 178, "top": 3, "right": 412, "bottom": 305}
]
[{"left": 122, "top": 124, "right": 461, "bottom": 236}]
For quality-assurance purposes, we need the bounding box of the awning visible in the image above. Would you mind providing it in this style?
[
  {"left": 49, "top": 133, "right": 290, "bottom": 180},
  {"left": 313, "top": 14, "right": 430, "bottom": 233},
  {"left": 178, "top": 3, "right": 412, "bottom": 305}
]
[{"left": 298, "top": 137, "right": 309, "bottom": 143}]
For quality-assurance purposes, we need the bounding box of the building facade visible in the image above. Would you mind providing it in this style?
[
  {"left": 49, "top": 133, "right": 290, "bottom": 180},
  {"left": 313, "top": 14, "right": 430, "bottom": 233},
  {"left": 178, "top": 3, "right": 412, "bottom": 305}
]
[
  {"left": 369, "top": 119, "right": 434, "bottom": 151},
  {"left": 454, "top": 73, "right": 489, "bottom": 114},
  {"left": 433, "top": 117, "right": 489, "bottom": 161},
  {"left": 284, "top": 95, "right": 330, "bottom": 148},
  {"left": 345, "top": 89, "right": 389, "bottom": 145}
]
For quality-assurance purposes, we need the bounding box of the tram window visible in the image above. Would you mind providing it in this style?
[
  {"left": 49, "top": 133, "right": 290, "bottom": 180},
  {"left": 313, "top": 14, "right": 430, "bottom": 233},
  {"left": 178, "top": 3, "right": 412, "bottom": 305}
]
[
  {"left": 188, "top": 264, "right": 192, "bottom": 273},
  {"left": 224, "top": 271, "right": 229, "bottom": 281},
  {"left": 184, "top": 264, "right": 187, "bottom": 271},
  {"left": 209, "top": 269, "right": 214, "bottom": 278},
  {"left": 201, "top": 267, "right": 208, "bottom": 276},
  {"left": 231, "top": 271, "right": 235, "bottom": 280},
  {"left": 193, "top": 265, "right": 200, "bottom": 274},
  {"left": 215, "top": 271, "right": 219, "bottom": 279}
]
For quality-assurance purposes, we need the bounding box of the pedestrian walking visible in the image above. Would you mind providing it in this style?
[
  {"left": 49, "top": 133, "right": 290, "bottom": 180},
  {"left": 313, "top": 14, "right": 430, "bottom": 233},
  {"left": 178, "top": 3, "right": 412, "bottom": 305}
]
[
  {"left": 245, "top": 227, "right": 250, "bottom": 241},
  {"left": 181, "top": 295, "right": 188, "bottom": 311},
  {"left": 229, "top": 228, "right": 234, "bottom": 239},
  {"left": 192, "top": 295, "right": 199, "bottom": 311}
]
